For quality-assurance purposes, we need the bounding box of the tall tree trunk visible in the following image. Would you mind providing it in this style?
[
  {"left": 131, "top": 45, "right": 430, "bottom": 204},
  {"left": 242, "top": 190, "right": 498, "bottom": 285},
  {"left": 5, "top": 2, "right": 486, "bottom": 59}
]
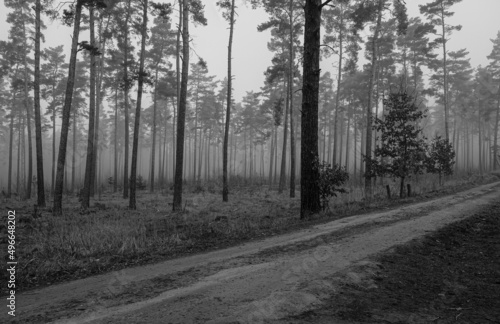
[
  {"left": 301, "top": 0, "right": 327, "bottom": 218},
  {"left": 150, "top": 68, "right": 159, "bottom": 192},
  {"left": 173, "top": 0, "right": 189, "bottom": 211},
  {"left": 122, "top": 0, "right": 132, "bottom": 199},
  {"left": 72, "top": 108, "right": 76, "bottom": 193},
  {"left": 223, "top": 0, "right": 235, "bottom": 202},
  {"left": 345, "top": 111, "right": 351, "bottom": 169},
  {"left": 332, "top": 2, "right": 344, "bottom": 165},
  {"left": 364, "top": 0, "right": 383, "bottom": 199},
  {"left": 51, "top": 94, "right": 56, "bottom": 195},
  {"left": 114, "top": 86, "right": 118, "bottom": 192},
  {"left": 17, "top": 114, "right": 21, "bottom": 194},
  {"left": 289, "top": 0, "right": 296, "bottom": 198},
  {"left": 174, "top": 0, "right": 182, "bottom": 174},
  {"left": 22, "top": 19, "right": 33, "bottom": 200},
  {"left": 493, "top": 90, "right": 500, "bottom": 170},
  {"left": 54, "top": 0, "right": 83, "bottom": 215},
  {"left": 92, "top": 16, "right": 110, "bottom": 197},
  {"left": 8, "top": 92, "right": 16, "bottom": 198},
  {"left": 82, "top": 6, "right": 96, "bottom": 209},
  {"left": 279, "top": 78, "right": 289, "bottom": 193},
  {"left": 130, "top": 0, "right": 147, "bottom": 210},
  {"left": 478, "top": 107, "right": 483, "bottom": 175},
  {"left": 268, "top": 127, "right": 274, "bottom": 186},
  {"left": 34, "top": 0, "right": 45, "bottom": 206},
  {"left": 440, "top": 3, "right": 450, "bottom": 141}
]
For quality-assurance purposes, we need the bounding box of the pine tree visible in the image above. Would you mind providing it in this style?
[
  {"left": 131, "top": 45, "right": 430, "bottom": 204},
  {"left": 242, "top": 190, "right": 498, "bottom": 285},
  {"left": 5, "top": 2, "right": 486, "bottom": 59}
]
[{"left": 420, "top": 0, "right": 463, "bottom": 141}]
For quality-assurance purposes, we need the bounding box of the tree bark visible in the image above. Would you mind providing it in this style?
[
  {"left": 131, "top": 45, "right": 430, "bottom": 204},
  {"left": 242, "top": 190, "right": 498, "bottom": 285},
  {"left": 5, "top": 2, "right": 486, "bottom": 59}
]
[
  {"left": 300, "top": 0, "right": 327, "bottom": 218},
  {"left": 150, "top": 68, "right": 159, "bottom": 192},
  {"left": 8, "top": 98, "right": 15, "bottom": 198},
  {"left": 54, "top": 0, "right": 83, "bottom": 215},
  {"left": 493, "top": 89, "right": 500, "bottom": 170},
  {"left": 332, "top": 2, "right": 344, "bottom": 165},
  {"left": 92, "top": 16, "right": 110, "bottom": 197},
  {"left": 34, "top": 0, "right": 45, "bottom": 206},
  {"left": 82, "top": 6, "right": 96, "bottom": 209},
  {"left": 130, "top": 0, "right": 148, "bottom": 209},
  {"left": 223, "top": 0, "right": 236, "bottom": 202},
  {"left": 122, "top": 0, "right": 132, "bottom": 199},
  {"left": 22, "top": 18, "right": 33, "bottom": 200},
  {"left": 364, "top": 0, "right": 383, "bottom": 199},
  {"left": 289, "top": 0, "right": 296, "bottom": 198},
  {"left": 173, "top": 0, "right": 189, "bottom": 211},
  {"left": 279, "top": 78, "right": 289, "bottom": 194},
  {"left": 440, "top": 2, "right": 450, "bottom": 141}
]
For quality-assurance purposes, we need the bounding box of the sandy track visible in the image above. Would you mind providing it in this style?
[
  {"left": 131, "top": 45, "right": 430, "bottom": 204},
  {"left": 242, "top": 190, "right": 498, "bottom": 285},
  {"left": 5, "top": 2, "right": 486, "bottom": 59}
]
[{"left": 4, "top": 181, "right": 500, "bottom": 324}]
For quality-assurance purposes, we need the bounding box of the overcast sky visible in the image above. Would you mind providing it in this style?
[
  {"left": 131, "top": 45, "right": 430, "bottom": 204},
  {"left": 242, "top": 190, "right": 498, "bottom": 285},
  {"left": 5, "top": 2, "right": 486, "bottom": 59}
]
[{"left": 1, "top": 0, "right": 499, "bottom": 101}]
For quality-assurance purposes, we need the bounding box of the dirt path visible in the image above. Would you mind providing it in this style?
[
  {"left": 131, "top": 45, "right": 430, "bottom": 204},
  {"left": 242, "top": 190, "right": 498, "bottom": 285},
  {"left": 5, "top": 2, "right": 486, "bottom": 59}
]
[{"left": 4, "top": 181, "right": 500, "bottom": 324}]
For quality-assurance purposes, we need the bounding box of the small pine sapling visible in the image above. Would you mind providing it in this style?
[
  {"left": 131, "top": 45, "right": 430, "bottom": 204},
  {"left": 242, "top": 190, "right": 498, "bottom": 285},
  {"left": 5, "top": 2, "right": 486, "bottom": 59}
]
[
  {"left": 365, "top": 90, "right": 428, "bottom": 198},
  {"left": 426, "top": 135, "right": 455, "bottom": 185}
]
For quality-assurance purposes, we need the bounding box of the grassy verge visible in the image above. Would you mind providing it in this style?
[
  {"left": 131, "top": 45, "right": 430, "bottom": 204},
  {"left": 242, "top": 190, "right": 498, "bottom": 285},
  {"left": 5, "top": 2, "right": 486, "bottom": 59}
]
[{"left": 0, "top": 173, "right": 498, "bottom": 295}]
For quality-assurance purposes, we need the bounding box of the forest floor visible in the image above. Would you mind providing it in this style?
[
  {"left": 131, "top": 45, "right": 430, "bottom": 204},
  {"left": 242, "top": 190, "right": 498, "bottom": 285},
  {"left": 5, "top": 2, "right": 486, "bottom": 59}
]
[
  {"left": 1, "top": 173, "right": 499, "bottom": 296},
  {"left": 1, "top": 174, "right": 499, "bottom": 323}
]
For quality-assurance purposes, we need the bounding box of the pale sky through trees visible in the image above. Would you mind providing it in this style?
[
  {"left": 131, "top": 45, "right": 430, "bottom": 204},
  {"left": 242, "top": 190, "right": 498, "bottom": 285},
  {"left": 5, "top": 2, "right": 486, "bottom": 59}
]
[{"left": 0, "top": 0, "right": 499, "bottom": 101}]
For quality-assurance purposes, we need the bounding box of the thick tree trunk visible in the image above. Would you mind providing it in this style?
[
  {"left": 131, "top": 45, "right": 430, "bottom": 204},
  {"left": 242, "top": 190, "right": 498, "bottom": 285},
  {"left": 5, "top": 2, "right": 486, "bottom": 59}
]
[
  {"left": 130, "top": 0, "right": 148, "bottom": 209},
  {"left": 223, "top": 0, "right": 235, "bottom": 202},
  {"left": 300, "top": 0, "right": 326, "bottom": 218},
  {"left": 53, "top": 0, "right": 83, "bottom": 215},
  {"left": 34, "top": 0, "right": 45, "bottom": 206},
  {"left": 173, "top": 0, "right": 189, "bottom": 211},
  {"left": 82, "top": 7, "right": 96, "bottom": 209}
]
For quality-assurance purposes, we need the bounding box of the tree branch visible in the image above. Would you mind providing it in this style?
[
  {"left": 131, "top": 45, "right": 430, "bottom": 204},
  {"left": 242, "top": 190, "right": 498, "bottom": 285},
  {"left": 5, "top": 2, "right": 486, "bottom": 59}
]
[{"left": 320, "top": 0, "right": 334, "bottom": 10}]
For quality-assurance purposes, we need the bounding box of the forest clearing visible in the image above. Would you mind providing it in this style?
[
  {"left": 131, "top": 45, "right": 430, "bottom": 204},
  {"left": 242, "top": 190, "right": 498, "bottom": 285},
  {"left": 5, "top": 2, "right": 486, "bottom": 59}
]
[{"left": 1, "top": 0, "right": 500, "bottom": 322}]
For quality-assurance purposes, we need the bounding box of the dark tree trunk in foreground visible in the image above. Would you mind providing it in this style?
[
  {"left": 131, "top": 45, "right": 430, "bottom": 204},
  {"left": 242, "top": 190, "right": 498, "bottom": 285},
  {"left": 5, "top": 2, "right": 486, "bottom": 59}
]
[
  {"left": 301, "top": 0, "right": 330, "bottom": 218},
  {"left": 173, "top": 0, "right": 189, "bottom": 211},
  {"left": 82, "top": 7, "right": 96, "bottom": 209},
  {"left": 223, "top": 0, "right": 235, "bottom": 202},
  {"left": 34, "top": 0, "right": 45, "bottom": 206},
  {"left": 129, "top": 0, "right": 148, "bottom": 210},
  {"left": 54, "top": 0, "right": 83, "bottom": 215}
]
